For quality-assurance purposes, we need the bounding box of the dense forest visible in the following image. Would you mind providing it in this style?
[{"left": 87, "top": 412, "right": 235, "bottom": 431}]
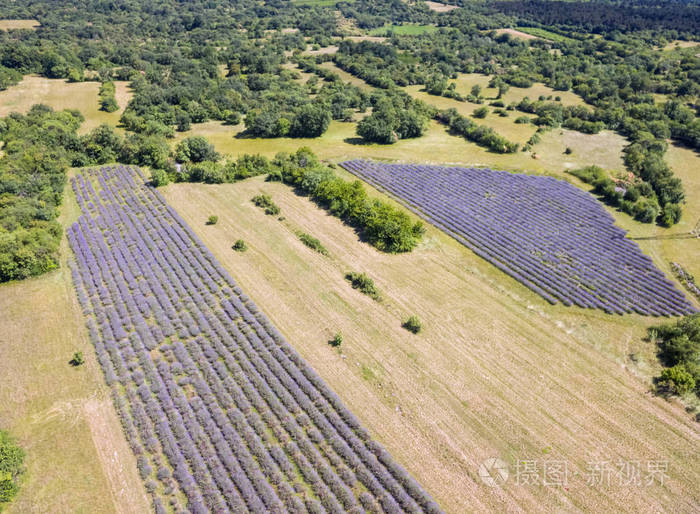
[{"left": 0, "top": 0, "right": 698, "bottom": 282}]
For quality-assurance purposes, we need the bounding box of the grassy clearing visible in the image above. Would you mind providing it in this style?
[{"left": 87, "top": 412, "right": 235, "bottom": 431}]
[
  {"left": 425, "top": 1, "right": 458, "bottom": 13},
  {"left": 0, "top": 19, "right": 39, "bottom": 31},
  {"left": 0, "top": 169, "right": 149, "bottom": 514},
  {"left": 318, "top": 61, "right": 375, "bottom": 90},
  {"left": 163, "top": 176, "right": 700, "bottom": 514},
  {"left": 368, "top": 24, "right": 438, "bottom": 36},
  {"left": 661, "top": 40, "right": 700, "bottom": 51},
  {"left": 447, "top": 72, "right": 586, "bottom": 107},
  {"left": 515, "top": 26, "right": 575, "bottom": 43},
  {"left": 0, "top": 75, "right": 131, "bottom": 134},
  {"left": 493, "top": 28, "right": 539, "bottom": 41}
]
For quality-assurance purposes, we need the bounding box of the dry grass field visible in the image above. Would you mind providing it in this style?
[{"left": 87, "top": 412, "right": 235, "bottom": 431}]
[
  {"left": 162, "top": 176, "right": 700, "bottom": 514},
  {"left": 0, "top": 75, "right": 131, "bottom": 134},
  {"left": 0, "top": 171, "right": 149, "bottom": 514},
  {"left": 0, "top": 19, "right": 40, "bottom": 31},
  {"left": 425, "top": 1, "right": 459, "bottom": 13},
  {"left": 493, "top": 28, "right": 539, "bottom": 41}
]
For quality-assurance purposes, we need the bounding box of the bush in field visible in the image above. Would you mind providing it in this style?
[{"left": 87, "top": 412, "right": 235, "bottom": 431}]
[
  {"left": 252, "top": 194, "right": 280, "bottom": 215},
  {"left": 345, "top": 272, "right": 380, "bottom": 301},
  {"left": 206, "top": 215, "right": 218, "bottom": 225},
  {"left": 402, "top": 315, "right": 422, "bottom": 334},
  {"left": 232, "top": 239, "right": 248, "bottom": 252},
  {"left": 298, "top": 233, "right": 328, "bottom": 256},
  {"left": 472, "top": 106, "right": 489, "bottom": 119},
  {"left": 329, "top": 333, "right": 343, "bottom": 348},
  {"left": 0, "top": 430, "right": 25, "bottom": 507},
  {"left": 658, "top": 365, "right": 696, "bottom": 396},
  {"left": 70, "top": 351, "right": 85, "bottom": 366}
]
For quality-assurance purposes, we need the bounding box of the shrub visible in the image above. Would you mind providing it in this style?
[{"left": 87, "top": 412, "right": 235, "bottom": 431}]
[
  {"left": 564, "top": 147, "right": 573, "bottom": 155},
  {"left": 70, "top": 351, "right": 85, "bottom": 366},
  {"left": 472, "top": 106, "right": 489, "bottom": 119},
  {"left": 251, "top": 194, "right": 280, "bottom": 215},
  {"left": 329, "top": 333, "right": 343, "bottom": 348},
  {"left": 232, "top": 240, "right": 248, "bottom": 252},
  {"left": 658, "top": 365, "right": 696, "bottom": 396},
  {"left": 0, "top": 430, "right": 25, "bottom": 507},
  {"left": 206, "top": 215, "right": 218, "bottom": 225},
  {"left": 150, "top": 168, "right": 169, "bottom": 187},
  {"left": 402, "top": 315, "right": 422, "bottom": 334},
  {"left": 298, "top": 233, "right": 328, "bottom": 255},
  {"left": 514, "top": 116, "right": 531, "bottom": 124},
  {"left": 345, "top": 272, "right": 380, "bottom": 300}
]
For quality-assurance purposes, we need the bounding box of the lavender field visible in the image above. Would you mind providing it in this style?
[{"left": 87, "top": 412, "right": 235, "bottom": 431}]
[
  {"left": 67, "top": 165, "right": 441, "bottom": 513},
  {"left": 341, "top": 160, "right": 697, "bottom": 316}
]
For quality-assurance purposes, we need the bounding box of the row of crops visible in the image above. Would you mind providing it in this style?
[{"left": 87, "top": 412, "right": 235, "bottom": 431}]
[
  {"left": 340, "top": 160, "right": 697, "bottom": 317},
  {"left": 67, "top": 166, "right": 441, "bottom": 513}
]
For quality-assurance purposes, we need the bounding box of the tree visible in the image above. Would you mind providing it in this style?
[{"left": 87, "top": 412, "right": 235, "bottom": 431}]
[
  {"left": 658, "top": 365, "right": 696, "bottom": 396},
  {"left": 0, "top": 430, "right": 25, "bottom": 506},
  {"left": 206, "top": 215, "right": 218, "bottom": 225},
  {"left": 473, "top": 106, "right": 489, "bottom": 119},
  {"left": 174, "top": 136, "right": 219, "bottom": 163},
  {"left": 290, "top": 104, "right": 331, "bottom": 138}
]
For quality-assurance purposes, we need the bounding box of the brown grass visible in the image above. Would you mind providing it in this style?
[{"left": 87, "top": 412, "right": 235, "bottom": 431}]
[
  {"left": 0, "top": 170, "right": 149, "bottom": 513},
  {"left": 0, "top": 75, "right": 132, "bottom": 134},
  {"left": 425, "top": 1, "right": 459, "bottom": 13},
  {"left": 0, "top": 19, "right": 39, "bottom": 31},
  {"left": 162, "top": 177, "right": 700, "bottom": 514},
  {"left": 493, "top": 28, "right": 539, "bottom": 41}
]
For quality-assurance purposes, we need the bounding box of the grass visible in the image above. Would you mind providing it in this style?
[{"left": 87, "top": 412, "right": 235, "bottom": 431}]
[
  {"left": 368, "top": 24, "right": 438, "bottom": 36},
  {"left": 162, "top": 176, "right": 700, "bottom": 513},
  {"left": 0, "top": 75, "right": 131, "bottom": 134},
  {"left": 0, "top": 169, "right": 149, "bottom": 513},
  {"left": 0, "top": 19, "right": 39, "bottom": 31},
  {"left": 514, "top": 26, "right": 575, "bottom": 43}
]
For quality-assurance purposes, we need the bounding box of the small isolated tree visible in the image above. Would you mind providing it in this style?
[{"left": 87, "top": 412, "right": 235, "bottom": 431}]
[
  {"left": 329, "top": 332, "right": 342, "bottom": 348},
  {"left": 472, "top": 106, "right": 489, "bottom": 119},
  {"left": 402, "top": 315, "right": 422, "bottom": 334},
  {"left": 232, "top": 239, "right": 247, "bottom": 252},
  {"left": 70, "top": 351, "right": 84, "bottom": 366},
  {"left": 206, "top": 215, "right": 218, "bottom": 225}
]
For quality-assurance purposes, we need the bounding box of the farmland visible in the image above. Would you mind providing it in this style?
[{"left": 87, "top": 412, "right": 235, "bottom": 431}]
[
  {"left": 0, "top": 0, "right": 699, "bottom": 511},
  {"left": 162, "top": 176, "right": 700, "bottom": 513},
  {"left": 340, "top": 160, "right": 696, "bottom": 315},
  {"left": 0, "top": 169, "right": 149, "bottom": 513},
  {"left": 67, "top": 165, "right": 439, "bottom": 512}
]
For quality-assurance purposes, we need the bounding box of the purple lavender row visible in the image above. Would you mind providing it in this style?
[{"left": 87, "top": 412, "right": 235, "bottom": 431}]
[
  {"left": 340, "top": 160, "right": 697, "bottom": 317},
  {"left": 67, "top": 165, "right": 442, "bottom": 513}
]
